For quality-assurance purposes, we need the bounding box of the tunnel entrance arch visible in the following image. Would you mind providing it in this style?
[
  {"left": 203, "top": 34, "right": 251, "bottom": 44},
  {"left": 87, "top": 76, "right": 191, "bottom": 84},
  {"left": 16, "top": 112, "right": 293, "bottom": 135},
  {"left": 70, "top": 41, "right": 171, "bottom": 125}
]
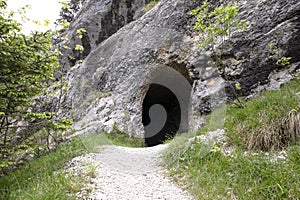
[{"left": 141, "top": 65, "right": 193, "bottom": 146}]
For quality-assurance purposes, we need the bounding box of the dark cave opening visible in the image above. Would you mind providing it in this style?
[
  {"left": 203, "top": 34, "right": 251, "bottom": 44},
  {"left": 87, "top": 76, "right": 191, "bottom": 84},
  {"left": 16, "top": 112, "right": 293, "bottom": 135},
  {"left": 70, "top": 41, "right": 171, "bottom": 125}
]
[{"left": 142, "top": 84, "right": 181, "bottom": 147}]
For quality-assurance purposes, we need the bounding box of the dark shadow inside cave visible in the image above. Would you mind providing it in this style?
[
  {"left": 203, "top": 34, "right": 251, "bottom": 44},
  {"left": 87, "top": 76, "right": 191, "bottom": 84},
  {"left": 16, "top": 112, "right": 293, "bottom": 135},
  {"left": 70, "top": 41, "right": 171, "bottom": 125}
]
[{"left": 142, "top": 84, "right": 181, "bottom": 147}]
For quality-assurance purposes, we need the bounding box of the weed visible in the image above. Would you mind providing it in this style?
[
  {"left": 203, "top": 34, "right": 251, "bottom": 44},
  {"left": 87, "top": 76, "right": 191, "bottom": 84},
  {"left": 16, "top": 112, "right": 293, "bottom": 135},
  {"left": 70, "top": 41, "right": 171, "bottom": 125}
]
[
  {"left": 85, "top": 163, "right": 98, "bottom": 179},
  {"left": 269, "top": 43, "right": 292, "bottom": 67}
]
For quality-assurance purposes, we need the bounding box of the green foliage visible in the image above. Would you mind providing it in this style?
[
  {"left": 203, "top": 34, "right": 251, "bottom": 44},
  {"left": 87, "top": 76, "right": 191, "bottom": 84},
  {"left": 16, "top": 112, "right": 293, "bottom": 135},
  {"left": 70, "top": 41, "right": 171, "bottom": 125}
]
[
  {"left": 60, "top": 19, "right": 70, "bottom": 29},
  {"left": 49, "top": 118, "right": 74, "bottom": 131},
  {"left": 235, "top": 82, "right": 242, "bottom": 90},
  {"left": 191, "top": 0, "right": 247, "bottom": 48},
  {"left": 0, "top": 135, "right": 104, "bottom": 199},
  {"left": 57, "top": 0, "right": 85, "bottom": 24},
  {"left": 0, "top": 132, "right": 144, "bottom": 199},
  {"left": 191, "top": 1, "right": 247, "bottom": 108},
  {"left": 76, "top": 28, "right": 86, "bottom": 39},
  {"left": 0, "top": 2, "right": 58, "bottom": 116},
  {"left": 59, "top": 1, "right": 71, "bottom": 9},
  {"left": 276, "top": 56, "right": 292, "bottom": 66},
  {"left": 0, "top": 31, "right": 57, "bottom": 109},
  {"left": 75, "top": 44, "right": 84, "bottom": 51},
  {"left": 63, "top": 45, "right": 71, "bottom": 50},
  {"left": 163, "top": 3, "right": 299, "bottom": 198},
  {"left": 79, "top": 133, "right": 113, "bottom": 152},
  {"left": 143, "top": 0, "right": 160, "bottom": 12},
  {"left": 269, "top": 43, "right": 292, "bottom": 67},
  {"left": 0, "top": 0, "right": 73, "bottom": 173}
]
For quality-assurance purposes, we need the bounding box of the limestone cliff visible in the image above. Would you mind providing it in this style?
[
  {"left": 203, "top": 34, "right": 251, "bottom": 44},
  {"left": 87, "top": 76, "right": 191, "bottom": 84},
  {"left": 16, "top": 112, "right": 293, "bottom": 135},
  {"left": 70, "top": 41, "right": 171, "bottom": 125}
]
[{"left": 61, "top": 0, "right": 300, "bottom": 145}]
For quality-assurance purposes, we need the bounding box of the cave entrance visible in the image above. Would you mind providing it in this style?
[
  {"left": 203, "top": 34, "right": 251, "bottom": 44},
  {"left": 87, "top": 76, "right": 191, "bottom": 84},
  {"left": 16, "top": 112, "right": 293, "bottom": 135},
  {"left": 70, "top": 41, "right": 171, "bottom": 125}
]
[
  {"left": 141, "top": 65, "right": 193, "bottom": 146},
  {"left": 142, "top": 84, "right": 182, "bottom": 146}
]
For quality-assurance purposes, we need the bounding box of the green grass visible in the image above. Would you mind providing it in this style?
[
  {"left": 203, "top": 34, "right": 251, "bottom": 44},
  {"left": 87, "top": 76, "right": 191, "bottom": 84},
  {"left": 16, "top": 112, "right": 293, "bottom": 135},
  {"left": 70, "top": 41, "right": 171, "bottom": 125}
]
[
  {"left": 225, "top": 78, "right": 300, "bottom": 150},
  {"left": 0, "top": 128, "right": 145, "bottom": 200},
  {"left": 143, "top": 0, "right": 160, "bottom": 12},
  {"left": 163, "top": 78, "right": 300, "bottom": 199},
  {"left": 164, "top": 141, "right": 300, "bottom": 199},
  {"left": 0, "top": 133, "right": 107, "bottom": 200},
  {"left": 103, "top": 125, "right": 145, "bottom": 148},
  {"left": 197, "top": 78, "right": 300, "bottom": 150}
]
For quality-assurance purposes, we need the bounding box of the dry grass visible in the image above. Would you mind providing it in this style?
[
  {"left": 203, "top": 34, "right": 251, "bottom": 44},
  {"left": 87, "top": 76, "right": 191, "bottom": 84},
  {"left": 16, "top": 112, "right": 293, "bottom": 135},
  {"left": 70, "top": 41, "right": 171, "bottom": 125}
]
[
  {"left": 281, "top": 110, "right": 300, "bottom": 144},
  {"left": 246, "top": 111, "right": 300, "bottom": 151}
]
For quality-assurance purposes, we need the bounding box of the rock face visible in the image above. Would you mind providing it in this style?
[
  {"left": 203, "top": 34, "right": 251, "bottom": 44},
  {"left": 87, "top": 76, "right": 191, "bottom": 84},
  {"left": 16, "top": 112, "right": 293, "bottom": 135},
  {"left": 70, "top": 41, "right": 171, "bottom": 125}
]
[
  {"left": 219, "top": 0, "right": 300, "bottom": 98},
  {"left": 62, "top": 0, "right": 300, "bottom": 145},
  {"left": 59, "top": 0, "right": 152, "bottom": 71}
]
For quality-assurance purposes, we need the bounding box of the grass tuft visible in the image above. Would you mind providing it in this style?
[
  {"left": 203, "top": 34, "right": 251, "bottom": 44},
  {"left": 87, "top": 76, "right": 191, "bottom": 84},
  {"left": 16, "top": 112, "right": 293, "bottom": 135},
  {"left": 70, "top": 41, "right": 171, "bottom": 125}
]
[
  {"left": 246, "top": 111, "right": 300, "bottom": 150},
  {"left": 226, "top": 78, "right": 300, "bottom": 150}
]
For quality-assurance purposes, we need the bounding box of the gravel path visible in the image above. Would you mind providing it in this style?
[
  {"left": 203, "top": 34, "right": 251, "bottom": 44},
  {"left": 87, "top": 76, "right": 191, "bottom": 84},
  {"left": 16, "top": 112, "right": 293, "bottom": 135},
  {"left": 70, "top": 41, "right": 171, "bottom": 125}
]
[{"left": 85, "top": 144, "right": 193, "bottom": 200}]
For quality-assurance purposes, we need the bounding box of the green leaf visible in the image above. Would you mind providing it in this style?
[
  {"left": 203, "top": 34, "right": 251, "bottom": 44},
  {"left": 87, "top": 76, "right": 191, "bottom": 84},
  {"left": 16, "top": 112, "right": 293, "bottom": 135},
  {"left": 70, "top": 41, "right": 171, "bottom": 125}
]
[
  {"left": 235, "top": 82, "right": 242, "bottom": 90},
  {"left": 60, "top": 20, "right": 70, "bottom": 29},
  {"left": 63, "top": 45, "right": 70, "bottom": 50},
  {"left": 192, "top": 1, "right": 247, "bottom": 49},
  {"left": 74, "top": 44, "right": 84, "bottom": 51}
]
